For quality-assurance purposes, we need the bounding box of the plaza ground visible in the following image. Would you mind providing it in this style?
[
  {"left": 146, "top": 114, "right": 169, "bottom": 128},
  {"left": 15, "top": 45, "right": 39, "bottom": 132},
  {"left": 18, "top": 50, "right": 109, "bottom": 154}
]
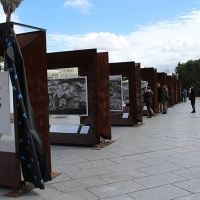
[{"left": 0, "top": 99, "right": 200, "bottom": 199}]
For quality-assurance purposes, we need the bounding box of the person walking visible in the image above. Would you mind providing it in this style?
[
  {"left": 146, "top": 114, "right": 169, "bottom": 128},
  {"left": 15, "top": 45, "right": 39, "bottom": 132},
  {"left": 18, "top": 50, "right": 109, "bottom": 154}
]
[
  {"left": 182, "top": 88, "right": 187, "bottom": 102},
  {"left": 157, "top": 83, "right": 163, "bottom": 113},
  {"left": 161, "top": 85, "right": 169, "bottom": 114},
  {"left": 143, "top": 86, "right": 153, "bottom": 118},
  {"left": 190, "top": 85, "right": 196, "bottom": 113}
]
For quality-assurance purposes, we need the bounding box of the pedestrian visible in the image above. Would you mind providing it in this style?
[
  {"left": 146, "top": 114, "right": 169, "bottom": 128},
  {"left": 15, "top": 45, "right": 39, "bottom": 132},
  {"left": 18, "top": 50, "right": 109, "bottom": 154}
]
[
  {"left": 189, "top": 85, "right": 196, "bottom": 113},
  {"left": 182, "top": 88, "right": 187, "bottom": 102},
  {"left": 143, "top": 86, "right": 153, "bottom": 118},
  {"left": 161, "top": 85, "right": 169, "bottom": 114},
  {"left": 157, "top": 83, "right": 163, "bottom": 113}
]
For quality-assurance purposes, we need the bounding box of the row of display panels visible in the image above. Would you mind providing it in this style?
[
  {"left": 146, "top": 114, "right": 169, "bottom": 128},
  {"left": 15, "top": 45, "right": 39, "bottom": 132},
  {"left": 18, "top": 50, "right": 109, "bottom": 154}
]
[
  {"left": 0, "top": 71, "right": 147, "bottom": 136},
  {"left": 48, "top": 75, "right": 148, "bottom": 114}
]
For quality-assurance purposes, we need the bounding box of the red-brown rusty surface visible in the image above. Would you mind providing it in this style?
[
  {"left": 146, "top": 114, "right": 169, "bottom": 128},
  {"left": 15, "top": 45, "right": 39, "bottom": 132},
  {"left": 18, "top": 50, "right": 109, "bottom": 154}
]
[
  {"left": 141, "top": 68, "right": 158, "bottom": 113},
  {"left": 109, "top": 62, "right": 142, "bottom": 125},
  {"left": 47, "top": 49, "right": 101, "bottom": 145},
  {"left": 173, "top": 78, "right": 178, "bottom": 104},
  {"left": 157, "top": 72, "right": 167, "bottom": 87},
  {"left": 96, "top": 52, "right": 111, "bottom": 139},
  {"left": 167, "top": 76, "right": 175, "bottom": 107},
  {"left": 17, "top": 31, "right": 51, "bottom": 171},
  {"left": 0, "top": 152, "right": 21, "bottom": 188}
]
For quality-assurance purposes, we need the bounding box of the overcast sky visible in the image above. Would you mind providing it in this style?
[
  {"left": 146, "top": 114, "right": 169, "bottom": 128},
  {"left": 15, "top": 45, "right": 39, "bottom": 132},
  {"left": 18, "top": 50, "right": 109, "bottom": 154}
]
[{"left": 0, "top": 0, "right": 200, "bottom": 74}]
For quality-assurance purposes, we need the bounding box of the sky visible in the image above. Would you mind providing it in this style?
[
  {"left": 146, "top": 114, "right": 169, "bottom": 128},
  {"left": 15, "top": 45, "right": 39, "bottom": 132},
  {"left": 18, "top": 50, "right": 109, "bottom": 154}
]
[{"left": 0, "top": 0, "right": 200, "bottom": 74}]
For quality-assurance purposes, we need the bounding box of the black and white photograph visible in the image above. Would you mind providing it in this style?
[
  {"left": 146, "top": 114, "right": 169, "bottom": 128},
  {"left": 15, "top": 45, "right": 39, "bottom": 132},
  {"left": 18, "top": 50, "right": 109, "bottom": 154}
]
[
  {"left": 122, "top": 81, "right": 129, "bottom": 103},
  {"left": 48, "top": 77, "right": 88, "bottom": 115},
  {"left": 141, "top": 81, "right": 148, "bottom": 102},
  {"left": 109, "top": 75, "right": 123, "bottom": 111}
]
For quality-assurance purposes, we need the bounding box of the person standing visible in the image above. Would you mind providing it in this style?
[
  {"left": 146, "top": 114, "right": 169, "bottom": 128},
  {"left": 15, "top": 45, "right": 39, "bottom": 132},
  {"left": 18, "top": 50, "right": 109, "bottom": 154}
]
[
  {"left": 161, "top": 85, "right": 169, "bottom": 114},
  {"left": 157, "top": 83, "right": 163, "bottom": 113},
  {"left": 190, "top": 85, "right": 196, "bottom": 113},
  {"left": 143, "top": 86, "right": 153, "bottom": 118},
  {"left": 182, "top": 88, "right": 187, "bottom": 102}
]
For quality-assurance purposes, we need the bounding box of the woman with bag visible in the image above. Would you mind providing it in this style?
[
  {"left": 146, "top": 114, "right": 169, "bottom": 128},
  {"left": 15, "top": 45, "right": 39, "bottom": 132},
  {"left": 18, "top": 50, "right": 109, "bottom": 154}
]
[
  {"left": 143, "top": 86, "right": 154, "bottom": 118},
  {"left": 161, "top": 85, "right": 169, "bottom": 114}
]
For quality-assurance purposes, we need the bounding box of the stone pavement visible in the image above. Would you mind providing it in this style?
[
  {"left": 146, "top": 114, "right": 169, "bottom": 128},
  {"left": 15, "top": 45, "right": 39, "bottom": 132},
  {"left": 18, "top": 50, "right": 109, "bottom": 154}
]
[{"left": 1, "top": 100, "right": 200, "bottom": 199}]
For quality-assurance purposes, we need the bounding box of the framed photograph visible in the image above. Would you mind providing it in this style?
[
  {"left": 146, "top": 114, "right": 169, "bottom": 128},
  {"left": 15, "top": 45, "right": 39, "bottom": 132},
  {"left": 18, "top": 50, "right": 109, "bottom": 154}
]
[
  {"left": 109, "top": 75, "right": 123, "bottom": 111},
  {"left": 48, "top": 77, "right": 88, "bottom": 116},
  {"left": 0, "top": 72, "right": 11, "bottom": 136},
  {"left": 141, "top": 81, "right": 148, "bottom": 102},
  {"left": 122, "top": 81, "right": 129, "bottom": 103}
]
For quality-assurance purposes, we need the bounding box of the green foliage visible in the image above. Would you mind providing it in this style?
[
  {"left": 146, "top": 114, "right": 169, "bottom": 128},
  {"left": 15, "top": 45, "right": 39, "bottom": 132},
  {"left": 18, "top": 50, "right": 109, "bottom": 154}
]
[
  {"left": 174, "top": 59, "right": 200, "bottom": 95},
  {"left": 0, "top": 56, "right": 4, "bottom": 71}
]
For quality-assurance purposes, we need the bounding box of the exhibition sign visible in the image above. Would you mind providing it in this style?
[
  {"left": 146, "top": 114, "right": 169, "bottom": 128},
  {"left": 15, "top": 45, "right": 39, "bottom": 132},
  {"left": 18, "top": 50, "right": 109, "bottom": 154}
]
[
  {"left": 109, "top": 75, "right": 123, "bottom": 111},
  {"left": 48, "top": 77, "right": 88, "bottom": 116},
  {"left": 0, "top": 72, "right": 11, "bottom": 136}
]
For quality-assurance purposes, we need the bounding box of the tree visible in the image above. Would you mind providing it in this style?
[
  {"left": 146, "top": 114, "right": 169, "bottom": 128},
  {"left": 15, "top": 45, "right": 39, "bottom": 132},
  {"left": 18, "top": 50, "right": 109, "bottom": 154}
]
[
  {"left": 0, "top": 56, "right": 4, "bottom": 71},
  {"left": 174, "top": 59, "right": 200, "bottom": 96}
]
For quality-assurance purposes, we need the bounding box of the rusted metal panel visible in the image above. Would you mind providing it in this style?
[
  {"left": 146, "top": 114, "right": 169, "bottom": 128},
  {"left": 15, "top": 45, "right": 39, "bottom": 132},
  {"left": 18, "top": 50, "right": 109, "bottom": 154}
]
[
  {"left": 167, "top": 76, "right": 175, "bottom": 106},
  {"left": 0, "top": 152, "right": 21, "bottom": 188},
  {"left": 47, "top": 49, "right": 101, "bottom": 145},
  {"left": 157, "top": 72, "right": 167, "bottom": 87},
  {"left": 17, "top": 31, "right": 51, "bottom": 171},
  {"left": 173, "top": 78, "right": 178, "bottom": 104},
  {"left": 97, "top": 52, "right": 111, "bottom": 139},
  {"left": 141, "top": 68, "right": 158, "bottom": 113},
  {"left": 109, "top": 62, "right": 142, "bottom": 125}
]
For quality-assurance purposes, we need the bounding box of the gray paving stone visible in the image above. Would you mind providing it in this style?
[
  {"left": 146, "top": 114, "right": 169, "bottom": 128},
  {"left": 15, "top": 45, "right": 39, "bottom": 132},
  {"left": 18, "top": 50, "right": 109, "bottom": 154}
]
[
  {"left": 104, "top": 161, "right": 148, "bottom": 173},
  {"left": 68, "top": 189, "right": 99, "bottom": 200},
  {"left": 134, "top": 173, "right": 187, "bottom": 188},
  {"left": 128, "top": 185, "right": 191, "bottom": 200},
  {"left": 173, "top": 166, "right": 200, "bottom": 179},
  {"left": 98, "top": 169, "right": 148, "bottom": 184},
  {"left": 137, "top": 163, "right": 184, "bottom": 175},
  {"left": 173, "top": 158, "right": 200, "bottom": 169},
  {"left": 173, "top": 178, "right": 200, "bottom": 193},
  {"left": 175, "top": 192, "right": 200, "bottom": 200},
  {"left": 88, "top": 180, "right": 146, "bottom": 199},
  {"left": 102, "top": 194, "right": 136, "bottom": 200}
]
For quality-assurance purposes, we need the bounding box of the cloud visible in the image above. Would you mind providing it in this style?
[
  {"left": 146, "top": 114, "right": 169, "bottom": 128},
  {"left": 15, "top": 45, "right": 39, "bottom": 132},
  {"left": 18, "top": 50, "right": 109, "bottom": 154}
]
[
  {"left": 64, "top": 0, "right": 93, "bottom": 13},
  {"left": 47, "top": 10, "right": 200, "bottom": 74}
]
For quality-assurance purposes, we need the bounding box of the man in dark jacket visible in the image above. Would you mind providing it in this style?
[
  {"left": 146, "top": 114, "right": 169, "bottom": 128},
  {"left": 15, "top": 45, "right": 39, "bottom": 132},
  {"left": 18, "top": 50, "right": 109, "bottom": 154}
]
[
  {"left": 157, "top": 83, "right": 163, "bottom": 113},
  {"left": 190, "top": 85, "right": 196, "bottom": 113},
  {"left": 143, "top": 86, "right": 153, "bottom": 118}
]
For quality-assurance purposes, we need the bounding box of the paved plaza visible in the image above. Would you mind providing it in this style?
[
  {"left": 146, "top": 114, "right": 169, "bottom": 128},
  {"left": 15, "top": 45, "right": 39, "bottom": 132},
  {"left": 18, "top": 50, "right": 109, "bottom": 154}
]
[{"left": 1, "top": 100, "right": 200, "bottom": 199}]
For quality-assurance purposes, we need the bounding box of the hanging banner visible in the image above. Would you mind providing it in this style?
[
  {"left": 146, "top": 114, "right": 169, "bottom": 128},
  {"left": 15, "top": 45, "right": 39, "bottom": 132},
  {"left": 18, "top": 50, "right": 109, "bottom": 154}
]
[{"left": 0, "top": 72, "right": 11, "bottom": 135}]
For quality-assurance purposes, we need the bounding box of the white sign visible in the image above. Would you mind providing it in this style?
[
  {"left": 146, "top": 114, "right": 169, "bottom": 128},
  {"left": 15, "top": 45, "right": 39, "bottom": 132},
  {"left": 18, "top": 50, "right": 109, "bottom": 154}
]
[
  {"left": 50, "top": 125, "right": 79, "bottom": 133},
  {"left": 0, "top": 72, "right": 11, "bottom": 135},
  {"left": 143, "top": 106, "right": 147, "bottom": 110},
  {"left": 122, "top": 113, "right": 129, "bottom": 118},
  {"left": 80, "top": 126, "right": 90, "bottom": 134}
]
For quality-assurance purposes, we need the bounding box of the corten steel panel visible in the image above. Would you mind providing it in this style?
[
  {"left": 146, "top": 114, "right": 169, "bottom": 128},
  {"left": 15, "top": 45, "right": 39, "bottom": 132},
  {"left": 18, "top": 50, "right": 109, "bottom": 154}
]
[
  {"left": 173, "top": 78, "right": 178, "bottom": 104},
  {"left": 177, "top": 80, "right": 181, "bottom": 103},
  {"left": 16, "top": 31, "right": 51, "bottom": 171},
  {"left": 141, "top": 68, "right": 158, "bottom": 113},
  {"left": 97, "top": 52, "right": 111, "bottom": 138},
  {"left": 134, "top": 63, "right": 142, "bottom": 122},
  {"left": 0, "top": 152, "right": 21, "bottom": 187},
  {"left": 157, "top": 72, "right": 167, "bottom": 87},
  {"left": 80, "top": 52, "right": 111, "bottom": 139},
  {"left": 109, "top": 62, "right": 142, "bottom": 125},
  {"left": 47, "top": 49, "right": 100, "bottom": 145},
  {"left": 167, "top": 76, "right": 175, "bottom": 106}
]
